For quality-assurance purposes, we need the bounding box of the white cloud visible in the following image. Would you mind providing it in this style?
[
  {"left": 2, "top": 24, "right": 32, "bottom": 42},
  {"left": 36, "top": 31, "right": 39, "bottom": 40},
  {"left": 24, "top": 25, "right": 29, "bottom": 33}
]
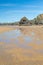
[
  {"left": 23, "top": 5, "right": 41, "bottom": 8},
  {"left": 0, "top": 4, "right": 16, "bottom": 6},
  {"left": 5, "top": 10, "right": 43, "bottom": 14},
  {"left": 0, "top": 4, "right": 42, "bottom": 8},
  {"left": 22, "top": 5, "right": 43, "bottom": 8}
]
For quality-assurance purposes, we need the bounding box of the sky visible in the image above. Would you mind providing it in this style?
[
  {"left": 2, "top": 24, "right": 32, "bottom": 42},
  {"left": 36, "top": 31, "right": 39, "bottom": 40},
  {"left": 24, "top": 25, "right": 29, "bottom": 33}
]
[{"left": 0, "top": 0, "right": 43, "bottom": 23}]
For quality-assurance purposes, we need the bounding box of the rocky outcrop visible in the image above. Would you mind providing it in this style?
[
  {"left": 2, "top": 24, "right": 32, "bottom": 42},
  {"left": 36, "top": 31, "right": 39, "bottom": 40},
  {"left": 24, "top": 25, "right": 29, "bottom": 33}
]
[
  {"left": 19, "top": 14, "right": 43, "bottom": 25},
  {"left": 19, "top": 17, "right": 30, "bottom": 25}
]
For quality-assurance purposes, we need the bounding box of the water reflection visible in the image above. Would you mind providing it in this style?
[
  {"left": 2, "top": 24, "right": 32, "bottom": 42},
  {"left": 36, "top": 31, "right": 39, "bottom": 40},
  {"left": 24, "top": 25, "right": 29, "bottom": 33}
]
[
  {"left": 0, "top": 28, "right": 43, "bottom": 47},
  {"left": 0, "top": 29, "right": 21, "bottom": 43},
  {"left": 0, "top": 28, "right": 34, "bottom": 49}
]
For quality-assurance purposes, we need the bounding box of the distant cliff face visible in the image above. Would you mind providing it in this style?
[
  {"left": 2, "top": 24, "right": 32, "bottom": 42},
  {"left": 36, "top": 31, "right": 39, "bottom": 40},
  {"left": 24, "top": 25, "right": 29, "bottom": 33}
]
[
  {"left": 37, "top": 14, "right": 43, "bottom": 20},
  {"left": 19, "top": 14, "right": 43, "bottom": 25},
  {"left": 33, "top": 14, "right": 43, "bottom": 25}
]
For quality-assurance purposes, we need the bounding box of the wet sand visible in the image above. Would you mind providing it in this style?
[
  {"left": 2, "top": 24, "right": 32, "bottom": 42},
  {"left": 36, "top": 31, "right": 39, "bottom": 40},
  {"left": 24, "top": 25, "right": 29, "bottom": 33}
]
[
  {"left": 0, "top": 26, "right": 18, "bottom": 33},
  {"left": 0, "top": 25, "right": 43, "bottom": 65}
]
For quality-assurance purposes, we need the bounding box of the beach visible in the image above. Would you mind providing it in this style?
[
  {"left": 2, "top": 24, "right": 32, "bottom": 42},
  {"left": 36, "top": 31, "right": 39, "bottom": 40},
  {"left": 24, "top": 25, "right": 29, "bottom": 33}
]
[{"left": 0, "top": 25, "right": 43, "bottom": 65}]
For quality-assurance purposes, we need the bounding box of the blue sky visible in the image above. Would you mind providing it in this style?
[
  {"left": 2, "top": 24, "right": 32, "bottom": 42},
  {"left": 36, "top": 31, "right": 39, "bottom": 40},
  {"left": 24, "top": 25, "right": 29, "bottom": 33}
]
[{"left": 0, "top": 0, "right": 43, "bottom": 23}]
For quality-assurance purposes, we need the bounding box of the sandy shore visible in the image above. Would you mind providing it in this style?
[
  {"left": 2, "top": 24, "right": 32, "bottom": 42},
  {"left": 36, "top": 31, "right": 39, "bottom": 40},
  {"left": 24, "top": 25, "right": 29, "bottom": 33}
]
[
  {"left": 0, "top": 25, "right": 43, "bottom": 33},
  {"left": 0, "top": 25, "right": 43, "bottom": 65}
]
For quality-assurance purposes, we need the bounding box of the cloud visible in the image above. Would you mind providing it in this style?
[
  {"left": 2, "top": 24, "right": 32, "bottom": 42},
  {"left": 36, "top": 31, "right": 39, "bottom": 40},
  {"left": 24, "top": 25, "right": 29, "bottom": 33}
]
[
  {"left": 21, "top": 5, "right": 43, "bottom": 8},
  {"left": 0, "top": 4, "right": 42, "bottom": 8},
  {"left": 0, "top": 4, "right": 16, "bottom": 6},
  {"left": 5, "top": 10, "right": 43, "bottom": 14}
]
